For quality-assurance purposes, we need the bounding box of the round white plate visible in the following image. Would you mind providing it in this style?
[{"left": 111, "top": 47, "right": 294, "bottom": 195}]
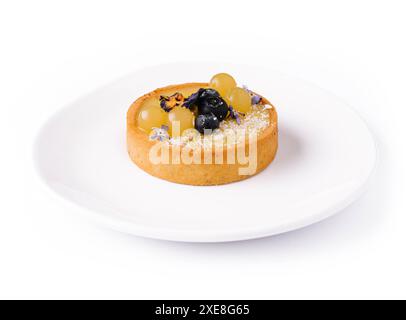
[{"left": 33, "top": 63, "right": 376, "bottom": 242}]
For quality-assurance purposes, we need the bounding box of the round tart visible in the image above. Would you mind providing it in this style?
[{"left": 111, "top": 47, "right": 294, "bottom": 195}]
[{"left": 127, "top": 81, "right": 278, "bottom": 186}]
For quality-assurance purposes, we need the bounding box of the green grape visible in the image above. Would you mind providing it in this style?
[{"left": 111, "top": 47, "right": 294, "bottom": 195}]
[
  {"left": 137, "top": 100, "right": 168, "bottom": 133},
  {"left": 209, "top": 73, "right": 237, "bottom": 98},
  {"left": 227, "top": 87, "right": 252, "bottom": 113}
]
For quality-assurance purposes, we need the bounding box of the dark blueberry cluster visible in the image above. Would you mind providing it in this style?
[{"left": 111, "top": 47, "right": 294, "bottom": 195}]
[{"left": 183, "top": 88, "right": 229, "bottom": 134}]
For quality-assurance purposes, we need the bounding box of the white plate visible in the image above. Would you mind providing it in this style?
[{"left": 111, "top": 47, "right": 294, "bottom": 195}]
[{"left": 33, "top": 63, "right": 376, "bottom": 242}]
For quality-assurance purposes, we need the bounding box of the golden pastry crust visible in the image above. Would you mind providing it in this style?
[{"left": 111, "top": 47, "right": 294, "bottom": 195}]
[{"left": 127, "top": 83, "right": 278, "bottom": 186}]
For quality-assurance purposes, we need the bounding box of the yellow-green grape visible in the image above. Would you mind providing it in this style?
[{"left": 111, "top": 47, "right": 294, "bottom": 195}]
[
  {"left": 168, "top": 106, "right": 195, "bottom": 138},
  {"left": 137, "top": 100, "right": 168, "bottom": 133},
  {"left": 227, "top": 87, "right": 252, "bottom": 113},
  {"left": 209, "top": 73, "right": 237, "bottom": 98}
]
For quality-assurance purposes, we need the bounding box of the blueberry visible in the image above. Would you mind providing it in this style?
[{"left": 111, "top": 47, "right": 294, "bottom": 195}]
[
  {"left": 184, "top": 88, "right": 229, "bottom": 122},
  {"left": 198, "top": 93, "right": 229, "bottom": 121},
  {"left": 198, "top": 88, "right": 220, "bottom": 99},
  {"left": 195, "top": 113, "right": 220, "bottom": 134}
]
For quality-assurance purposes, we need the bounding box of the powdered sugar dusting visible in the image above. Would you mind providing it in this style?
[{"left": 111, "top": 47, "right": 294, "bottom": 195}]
[{"left": 167, "top": 104, "right": 272, "bottom": 149}]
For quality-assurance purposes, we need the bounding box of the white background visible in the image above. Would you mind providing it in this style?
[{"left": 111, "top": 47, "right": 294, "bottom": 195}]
[{"left": 1, "top": 0, "right": 405, "bottom": 299}]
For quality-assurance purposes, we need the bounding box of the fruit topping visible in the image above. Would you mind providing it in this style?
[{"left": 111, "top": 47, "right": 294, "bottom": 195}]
[
  {"left": 195, "top": 113, "right": 220, "bottom": 133},
  {"left": 227, "top": 87, "right": 252, "bottom": 114},
  {"left": 198, "top": 90, "right": 229, "bottom": 121},
  {"left": 137, "top": 100, "right": 168, "bottom": 133},
  {"left": 183, "top": 88, "right": 229, "bottom": 122},
  {"left": 167, "top": 106, "right": 195, "bottom": 138},
  {"left": 199, "top": 88, "right": 220, "bottom": 99},
  {"left": 137, "top": 73, "right": 263, "bottom": 139},
  {"left": 159, "top": 92, "right": 185, "bottom": 112},
  {"left": 209, "top": 73, "right": 237, "bottom": 97}
]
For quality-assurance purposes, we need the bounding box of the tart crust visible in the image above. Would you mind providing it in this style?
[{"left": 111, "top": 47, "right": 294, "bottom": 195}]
[{"left": 127, "top": 83, "right": 278, "bottom": 185}]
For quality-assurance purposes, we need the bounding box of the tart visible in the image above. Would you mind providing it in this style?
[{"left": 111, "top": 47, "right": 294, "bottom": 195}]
[{"left": 127, "top": 73, "right": 278, "bottom": 186}]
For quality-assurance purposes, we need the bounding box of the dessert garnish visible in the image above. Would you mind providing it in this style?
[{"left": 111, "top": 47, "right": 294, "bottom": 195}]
[
  {"left": 167, "top": 105, "right": 195, "bottom": 138},
  {"left": 209, "top": 73, "right": 237, "bottom": 97},
  {"left": 195, "top": 113, "right": 220, "bottom": 134},
  {"left": 183, "top": 88, "right": 228, "bottom": 121},
  {"left": 228, "top": 106, "right": 241, "bottom": 125},
  {"left": 182, "top": 89, "right": 202, "bottom": 109},
  {"left": 226, "top": 87, "right": 251, "bottom": 114},
  {"left": 243, "top": 85, "right": 263, "bottom": 105},
  {"left": 139, "top": 73, "right": 268, "bottom": 141},
  {"left": 137, "top": 100, "right": 168, "bottom": 133},
  {"left": 197, "top": 89, "right": 228, "bottom": 121},
  {"left": 159, "top": 92, "right": 185, "bottom": 112},
  {"left": 251, "top": 94, "right": 262, "bottom": 105},
  {"left": 149, "top": 125, "right": 170, "bottom": 142}
]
